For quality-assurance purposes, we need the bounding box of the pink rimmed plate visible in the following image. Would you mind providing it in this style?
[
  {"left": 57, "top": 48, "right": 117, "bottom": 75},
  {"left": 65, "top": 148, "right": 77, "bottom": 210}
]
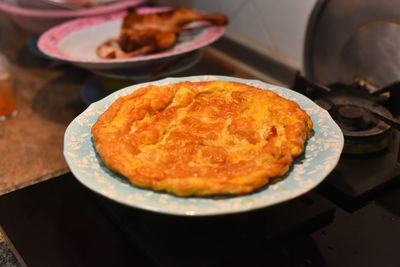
[{"left": 38, "top": 7, "right": 226, "bottom": 71}]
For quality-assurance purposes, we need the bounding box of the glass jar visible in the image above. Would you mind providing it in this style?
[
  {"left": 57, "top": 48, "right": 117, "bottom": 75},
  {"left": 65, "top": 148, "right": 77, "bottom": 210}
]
[{"left": 0, "top": 53, "right": 17, "bottom": 120}]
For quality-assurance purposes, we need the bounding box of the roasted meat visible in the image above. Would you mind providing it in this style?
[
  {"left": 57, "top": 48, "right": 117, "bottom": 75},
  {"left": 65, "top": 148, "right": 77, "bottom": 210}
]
[{"left": 97, "top": 7, "right": 228, "bottom": 59}]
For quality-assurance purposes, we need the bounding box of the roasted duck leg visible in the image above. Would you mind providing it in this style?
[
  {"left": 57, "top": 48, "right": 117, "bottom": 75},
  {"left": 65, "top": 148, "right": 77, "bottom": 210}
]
[{"left": 97, "top": 7, "right": 228, "bottom": 59}]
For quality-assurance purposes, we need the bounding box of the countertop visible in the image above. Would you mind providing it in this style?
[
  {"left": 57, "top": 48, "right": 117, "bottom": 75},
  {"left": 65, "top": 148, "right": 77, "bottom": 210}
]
[
  {"left": 1, "top": 10, "right": 400, "bottom": 267},
  {"left": 0, "top": 13, "right": 87, "bottom": 195}
]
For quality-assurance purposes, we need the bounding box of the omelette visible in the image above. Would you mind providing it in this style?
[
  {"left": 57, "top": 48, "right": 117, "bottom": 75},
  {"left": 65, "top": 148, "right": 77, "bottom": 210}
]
[{"left": 91, "top": 81, "right": 313, "bottom": 196}]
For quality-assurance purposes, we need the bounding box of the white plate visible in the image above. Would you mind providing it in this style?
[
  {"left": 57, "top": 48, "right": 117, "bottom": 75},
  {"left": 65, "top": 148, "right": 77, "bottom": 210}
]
[
  {"left": 64, "top": 75, "right": 344, "bottom": 216},
  {"left": 38, "top": 7, "right": 226, "bottom": 71}
]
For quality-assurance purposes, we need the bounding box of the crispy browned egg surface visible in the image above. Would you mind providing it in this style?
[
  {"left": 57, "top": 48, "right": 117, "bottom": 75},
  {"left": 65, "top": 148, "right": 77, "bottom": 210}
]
[{"left": 91, "top": 81, "right": 313, "bottom": 196}]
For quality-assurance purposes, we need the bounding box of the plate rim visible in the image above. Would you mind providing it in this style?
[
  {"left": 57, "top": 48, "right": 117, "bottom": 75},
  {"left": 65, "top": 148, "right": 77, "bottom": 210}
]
[
  {"left": 64, "top": 75, "right": 344, "bottom": 216},
  {"left": 0, "top": 0, "right": 146, "bottom": 18}
]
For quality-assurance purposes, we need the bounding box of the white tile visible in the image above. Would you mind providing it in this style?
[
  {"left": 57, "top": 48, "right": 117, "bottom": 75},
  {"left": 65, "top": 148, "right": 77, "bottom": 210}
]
[
  {"left": 192, "top": 0, "right": 245, "bottom": 18},
  {"left": 253, "top": 0, "right": 317, "bottom": 68},
  {"left": 225, "top": 0, "right": 276, "bottom": 52},
  {"left": 188, "top": 0, "right": 317, "bottom": 69}
]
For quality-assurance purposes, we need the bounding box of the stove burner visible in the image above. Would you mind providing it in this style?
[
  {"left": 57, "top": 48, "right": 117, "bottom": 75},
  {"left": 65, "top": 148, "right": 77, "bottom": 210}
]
[
  {"left": 316, "top": 95, "right": 393, "bottom": 154},
  {"left": 292, "top": 75, "right": 400, "bottom": 206},
  {"left": 315, "top": 95, "right": 391, "bottom": 137},
  {"left": 337, "top": 105, "right": 376, "bottom": 131},
  {"left": 293, "top": 75, "right": 400, "bottom": 154}
]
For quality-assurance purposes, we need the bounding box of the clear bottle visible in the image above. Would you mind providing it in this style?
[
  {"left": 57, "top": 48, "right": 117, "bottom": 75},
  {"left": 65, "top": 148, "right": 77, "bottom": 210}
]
[{"left": 0, "top": 53, "right": 17, "bottom": 120}]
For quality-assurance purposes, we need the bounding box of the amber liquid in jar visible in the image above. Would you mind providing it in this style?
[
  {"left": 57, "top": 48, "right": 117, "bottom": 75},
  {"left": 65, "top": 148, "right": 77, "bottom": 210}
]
[{"left": 0, "top": 72, "right": 17, "bottom": 119}]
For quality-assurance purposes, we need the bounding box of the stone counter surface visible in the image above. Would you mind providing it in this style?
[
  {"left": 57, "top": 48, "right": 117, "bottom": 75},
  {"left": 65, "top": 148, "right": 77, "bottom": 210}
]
[{"left": 0, "top": 14, "right": 87, "bottom": 195}]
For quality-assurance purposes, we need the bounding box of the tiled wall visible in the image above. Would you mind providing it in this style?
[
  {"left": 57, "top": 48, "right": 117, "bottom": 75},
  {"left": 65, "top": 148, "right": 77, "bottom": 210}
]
[
  {"left": 191, "top": 0, "right": 317, "bottom": 71},
  {"left": 157, "top": 0, "right": 317, "bottom": 71}
]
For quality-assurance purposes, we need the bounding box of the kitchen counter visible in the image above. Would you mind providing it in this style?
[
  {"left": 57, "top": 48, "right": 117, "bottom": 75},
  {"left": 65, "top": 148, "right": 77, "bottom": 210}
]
[
  {"left": 0, "top": 13, "right": 87, "bottom": 195},
  {"left": 2, "top": 9, "right": 400, "bottom": 267}
]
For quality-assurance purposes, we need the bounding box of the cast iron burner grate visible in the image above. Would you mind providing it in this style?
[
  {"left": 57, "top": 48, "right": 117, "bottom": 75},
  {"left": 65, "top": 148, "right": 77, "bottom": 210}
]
[{"left": 292, "top": 74, "right": 400, "bottom": 210}]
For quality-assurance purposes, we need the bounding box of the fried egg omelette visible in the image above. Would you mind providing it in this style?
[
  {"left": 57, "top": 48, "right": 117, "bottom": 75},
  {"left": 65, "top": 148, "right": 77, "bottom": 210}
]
[{"left": 91, "top": 81, "right": 313, "bottom": 196}]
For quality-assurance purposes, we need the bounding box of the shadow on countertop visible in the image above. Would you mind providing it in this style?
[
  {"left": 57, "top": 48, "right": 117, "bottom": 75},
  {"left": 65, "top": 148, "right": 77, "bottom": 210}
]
[{"left": 31, "top": 67, "right": 88, "bottom": 125}]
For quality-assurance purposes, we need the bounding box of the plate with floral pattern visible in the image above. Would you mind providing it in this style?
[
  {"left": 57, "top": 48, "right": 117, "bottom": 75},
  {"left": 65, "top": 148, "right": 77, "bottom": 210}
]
[{"left": 64, "top": 75, "right": 344, "bottom": 216}]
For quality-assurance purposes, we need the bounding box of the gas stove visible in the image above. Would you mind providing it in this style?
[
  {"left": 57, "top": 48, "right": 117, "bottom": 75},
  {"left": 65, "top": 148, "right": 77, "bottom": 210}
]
[{"left": 293, "top": 74, "right": 400, "bottom": 209}]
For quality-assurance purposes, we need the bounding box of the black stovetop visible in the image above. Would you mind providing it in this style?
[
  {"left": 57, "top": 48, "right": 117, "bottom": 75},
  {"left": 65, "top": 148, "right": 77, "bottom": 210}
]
[
  {"left": 1, "top": 171, "right": 400, "bottom": 267},
  {"left": 0, "top": 173, "right": 334, "bottom": 267}
]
